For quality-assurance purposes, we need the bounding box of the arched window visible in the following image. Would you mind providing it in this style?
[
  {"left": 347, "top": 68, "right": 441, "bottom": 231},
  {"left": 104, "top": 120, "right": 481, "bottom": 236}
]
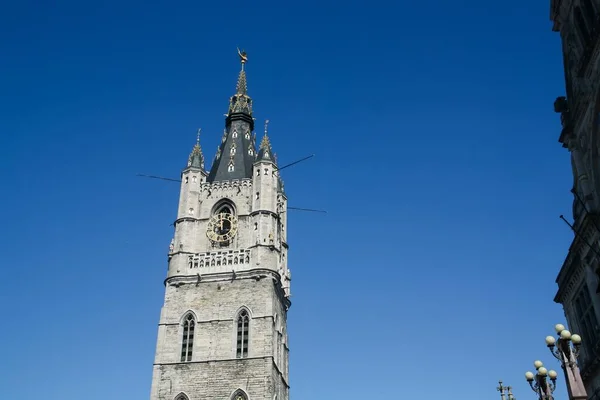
[
  {"left": 218, "top": 205, "right": 232, "bottom": 215},
  {"left": 175, "top": 394, "right": 189, "bottom": 400},
  {"left": 232, "top": 389, "right": 248, "bottom": 400},
  {"left": 236, "top": 309, "right": 250, "bottom": 358},
  {"left": 181, "top": 313, "right": 195, "bottom": 362}
]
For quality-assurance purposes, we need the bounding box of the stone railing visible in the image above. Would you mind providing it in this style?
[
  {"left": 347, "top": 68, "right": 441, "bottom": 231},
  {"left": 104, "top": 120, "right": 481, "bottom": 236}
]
[{"left": 188, "top": 249, "right": 251, "bottom": 269}]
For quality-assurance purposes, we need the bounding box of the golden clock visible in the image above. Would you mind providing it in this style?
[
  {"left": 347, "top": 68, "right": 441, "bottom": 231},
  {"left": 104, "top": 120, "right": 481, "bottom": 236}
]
[{"left": 206, "top": 212, "right": 238, "bottom": 243}]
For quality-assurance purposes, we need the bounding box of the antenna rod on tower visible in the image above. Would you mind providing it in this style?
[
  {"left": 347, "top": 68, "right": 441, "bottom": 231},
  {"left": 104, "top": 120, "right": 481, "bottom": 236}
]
[
  {"left": 136, "top": 173, "right": 181, "bottom": 183},
  {"left": 275, "top": 154, "right": 315, "bottom": 172},
  {"left": 288, "top": 207, "right": 327, "bottom": 213}
]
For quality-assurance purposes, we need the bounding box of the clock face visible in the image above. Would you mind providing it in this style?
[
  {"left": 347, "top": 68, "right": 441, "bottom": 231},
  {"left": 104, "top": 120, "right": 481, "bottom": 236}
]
[{"left": 206, "top": 212, "right": 238, "bottom": 243}]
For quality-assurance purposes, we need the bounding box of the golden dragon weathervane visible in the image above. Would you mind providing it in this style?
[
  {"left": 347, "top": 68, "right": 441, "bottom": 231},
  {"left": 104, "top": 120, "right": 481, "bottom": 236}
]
[{"left": 237, "top": 47, "right": 248, "bottom": 70}]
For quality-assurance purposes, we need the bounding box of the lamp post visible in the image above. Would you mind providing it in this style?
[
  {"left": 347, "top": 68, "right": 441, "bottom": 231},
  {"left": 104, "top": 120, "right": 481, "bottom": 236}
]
[
  {"left": 498, "top": 381, "right": 517, "bottom": 400},
  {"left": 525, "top": 360, "right": 558, "bottom": 400},
  {"left": 545, "top": 324, "right": 588, "bottom": 400}
]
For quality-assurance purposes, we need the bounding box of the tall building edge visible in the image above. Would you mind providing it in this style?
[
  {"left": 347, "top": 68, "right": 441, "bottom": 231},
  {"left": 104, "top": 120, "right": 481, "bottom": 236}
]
[{"left": 550, "top": 0, "right": 600, "bottom": 398}]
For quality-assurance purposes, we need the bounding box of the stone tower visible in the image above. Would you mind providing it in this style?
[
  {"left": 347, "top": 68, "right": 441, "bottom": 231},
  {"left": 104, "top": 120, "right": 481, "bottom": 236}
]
[{"left": 150, "top": 51, "right": 291, "bottom": 400}]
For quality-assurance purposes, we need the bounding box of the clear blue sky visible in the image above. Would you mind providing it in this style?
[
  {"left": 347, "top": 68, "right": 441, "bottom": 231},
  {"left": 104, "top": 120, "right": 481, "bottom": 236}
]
[{"left": 0, "top": 0, "right": 576, "bottom": 399}]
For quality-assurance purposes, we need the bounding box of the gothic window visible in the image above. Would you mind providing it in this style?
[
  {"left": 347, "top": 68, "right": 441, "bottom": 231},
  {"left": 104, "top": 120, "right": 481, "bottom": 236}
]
[
  {"left": 217, "top": 205, "right": 232, "bottom": 215},
  {"left": 181, "top": 313, "right": 195, "bottom": 362},
  {"left": 192, "top": 176, "right": 197, "bottom": 183},
  {"left": 175, "top": 393, "right": 189, "bottom": 400},
  {"left": 232, "top": 389, "right": 248, "bottom": 400},
  {"left": 574, "top": 285, "right": 599, "bottom": 354},
  {"left": 232, "top": 129, "right": 238, "bottom": 138},
  {"left": 228, "top": 163, "right": 235, "bottom": 172},
  {"left": 236, "top": 309, "right": 250, "bottom": 358}
]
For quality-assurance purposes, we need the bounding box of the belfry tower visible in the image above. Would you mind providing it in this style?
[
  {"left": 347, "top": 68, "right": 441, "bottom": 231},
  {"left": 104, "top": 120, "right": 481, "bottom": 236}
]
[{"left": 150, "top": 51, "right": 291, "bottom": 400}]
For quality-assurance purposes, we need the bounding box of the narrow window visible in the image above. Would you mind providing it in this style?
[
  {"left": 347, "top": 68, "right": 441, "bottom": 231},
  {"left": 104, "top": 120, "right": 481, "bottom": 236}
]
[
  {"left": 192, "top": 176, "right": 197, "bottom": 183},
  {"left": 185, "top": 177, "right": 189, "bottom": 184},
  {"left": 574, "top": 286, "right": 599, "bottom": 352},
  {"left": 181, "top": 314, "right": 195, "bottom": 362},
  {"left": 236, "top": 309, "right": 250, "bottom": 358}
]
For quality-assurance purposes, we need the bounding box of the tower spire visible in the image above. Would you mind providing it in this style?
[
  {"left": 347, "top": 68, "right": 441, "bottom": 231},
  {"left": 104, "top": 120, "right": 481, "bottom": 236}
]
[
  {"left": 208, "top": 50, "right": 256, "bottom": 182},
  {"left": 227, "top": 48, "right": 252, "bottom": 116},
  {"left": 257, "top": 119, "right": 276, "bottom": 164},
  {"left": 187, "top": 128, "right": 205, "bottom": 170}
]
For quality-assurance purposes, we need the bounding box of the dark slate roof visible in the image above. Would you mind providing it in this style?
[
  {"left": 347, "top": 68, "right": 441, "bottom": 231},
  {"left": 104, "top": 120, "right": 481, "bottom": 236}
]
[{"left": 207, "top": 66, "right": 258, "bottom": 182}]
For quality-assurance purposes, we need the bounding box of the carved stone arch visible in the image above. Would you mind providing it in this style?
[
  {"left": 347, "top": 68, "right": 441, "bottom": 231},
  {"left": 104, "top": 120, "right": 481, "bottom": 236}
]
[
  {"left": 180, "top": 310, "right": 198, "bottom": 325},
  {"left": 211, "top": 198, "right": 237, "bottom": 216},
  {"left": 233, "top": 305, "right": 253, "bottom": 320},
  {"left": 174, "top": 393, "right": 189, "bottom": 400},
  {"left": 230, "top": 388, "right": 249, "bottom": 400}
]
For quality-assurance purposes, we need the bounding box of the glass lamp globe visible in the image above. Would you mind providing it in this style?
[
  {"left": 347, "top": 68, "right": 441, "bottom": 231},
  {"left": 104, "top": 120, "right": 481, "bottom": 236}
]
[
  {"left": 548, "top": 370, "right": 558, "bottom": 380},
  {"left": 571, "top": 334, "right": 582, "bottom": 345},
  {"left": 555, "top": 324, "right": 566, "bottom": 333},
  {"left": 534, "top": 360, "right": 544, "bottom": 369},
  {"left": 561, "top": 330, "right": 572, "bottom": 340},
  {"left": 546, "top": 336, "right": 557, "bottom": 346},
  {"left": 538, "top": 367, "right": 548, "bottom": 376},
  {"left": 525, "top": 371, "right": 535, "bottom": 381}
]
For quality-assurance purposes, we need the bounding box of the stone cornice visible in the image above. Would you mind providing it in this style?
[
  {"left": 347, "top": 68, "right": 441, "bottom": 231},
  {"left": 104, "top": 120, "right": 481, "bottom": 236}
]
[
  {"left": 555, "top": 213, "right": 599, "bottom": 303},
  {"left": 164, "top": 268, "right": 292, "bottom": 309},
  {"left": 154, "top": 356, "right": 291, "bottom": 389}
]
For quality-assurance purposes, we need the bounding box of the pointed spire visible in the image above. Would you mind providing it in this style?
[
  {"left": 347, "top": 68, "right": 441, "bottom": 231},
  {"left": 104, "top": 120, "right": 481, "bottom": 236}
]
[
  {"left": 228, "top": 49, "right": 253, "bottom": 117},
  {"left": 187, "top": 128, "right": 205, "bottom": 170},
  {"left": 257, "top": 119, "right": 275, "bottom": 163},
  {"left": 208, "top": 50, "right": 257, "bottom": 183}
]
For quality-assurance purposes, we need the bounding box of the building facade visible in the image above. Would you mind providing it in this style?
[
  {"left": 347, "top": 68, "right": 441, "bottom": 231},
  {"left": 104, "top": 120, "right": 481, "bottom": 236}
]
[
  {"left": 149, "top": 52, "right": 292, "bottom": 400},
  {"left": 551, "top": 0, "right": 600, "bottom": 398}
]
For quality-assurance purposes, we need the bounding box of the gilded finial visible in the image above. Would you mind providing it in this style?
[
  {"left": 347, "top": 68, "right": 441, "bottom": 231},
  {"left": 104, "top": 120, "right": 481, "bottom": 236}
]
[
  {"left": 196, "top": 128, "right": 201, "bottom": 145},
  {"left": 237, "top": 47, "right": 248, "bottom": 70},
  {"left": 264, "top": 119, "right": 270, "bottom": 136}
]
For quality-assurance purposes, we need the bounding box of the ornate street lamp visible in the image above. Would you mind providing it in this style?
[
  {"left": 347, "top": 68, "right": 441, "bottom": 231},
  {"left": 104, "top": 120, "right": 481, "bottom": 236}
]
[
  {"left": 545, "top": 324, "right": 588, "bottom": 400},
  {"left": 525, "top": 360, "right": 558, "bottom": 400}
]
